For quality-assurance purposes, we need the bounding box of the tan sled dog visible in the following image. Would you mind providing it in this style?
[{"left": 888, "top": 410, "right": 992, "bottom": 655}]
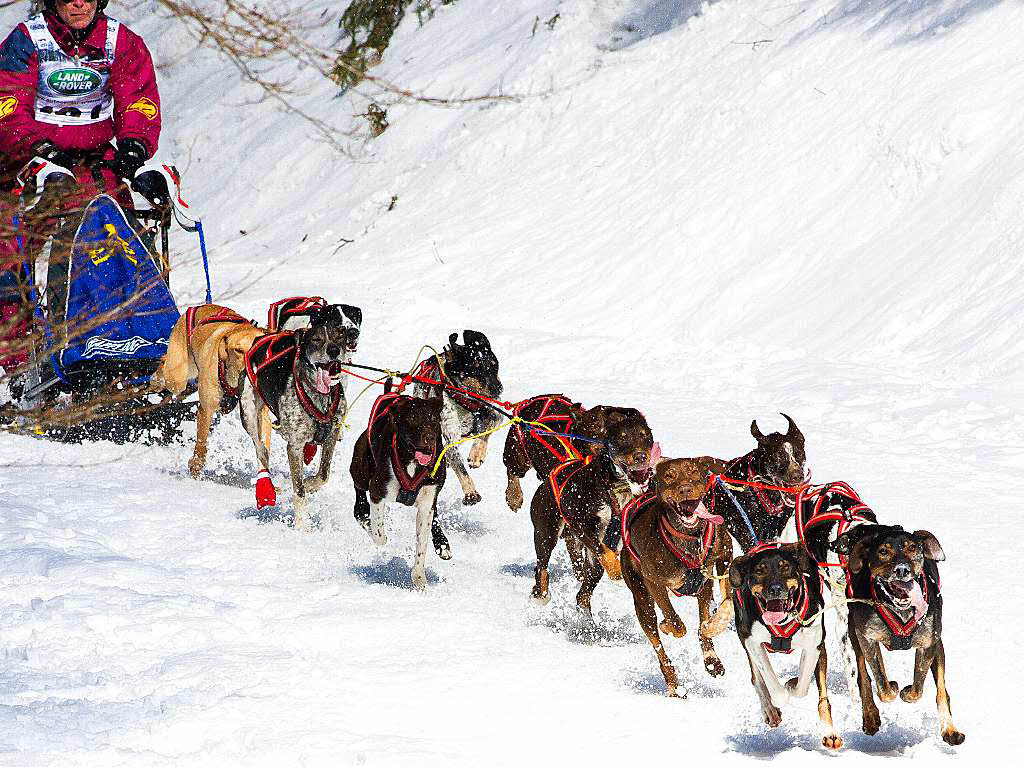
[{"left": 152, "top": 304, "right": 269, "bottom": 477}]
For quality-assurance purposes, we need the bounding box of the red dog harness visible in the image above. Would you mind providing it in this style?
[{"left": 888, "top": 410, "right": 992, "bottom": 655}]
[
  {"left": 621, "top": 491, "right": 718, "bottom": 597},
  {"left": 184, "top": 305, "right": 252, "bottom": 397},
  {"left": 548, "top": 455, "right": 595, "bottom": 530},
  {"left": 367, "top": 392, "right": 436, "bottom": 495},
  {"left": 512, "top": 394, "right": 582, "bottom": 463},
  {"left": 267, "top": 296, "right": 326, "bottom": 332},
  {"left": 244, "top": 332, "right": 342, "bottom": 435},
  {"left": 414, "top": 357, "right": 486, "bottom": 413},
  {"left": 795, "top": 481, "right": 874, "bottom": 569}
]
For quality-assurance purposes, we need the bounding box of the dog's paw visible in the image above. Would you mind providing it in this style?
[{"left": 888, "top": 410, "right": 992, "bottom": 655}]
[
  {"left": 699, "top": 600, "right": 734, "bottom": 639},
  {"left": 462, "top": 491, "right": 482, "bottom": 506},
  {"left": 763, "top": 705, "right": 783, "bottom": 728},
  {"left": 821, "top": 734, "right": 843, "bottom": 751},
  {"left": 703, "top": 652, "right": 725, "bottom": 677},
  {"left": 862, "top": 709, "right": 881, "bottom": 736},
  {"left": 505, "top": 484, "right": 523, "bottom": 512},
  {"left": 941, "top": 726, "right": 965, "bottom": 746},
  {"left": 187, "top": 456, "right": 204, "bottom": 479},
  {"left": 411, "top": 567, "right": 427, "bottom": 591},
  {"left": 877, "top": 680, "right": 899, "bottom": 702},
  {"left": 659, "top": 617, "right": 686, "bottom": 638},
  {"left": 467, "top": 442, "right": 487, "bottom": 468},
  {"left": 530, "top": 586, "right": 550, "bottom": 604},
  {"left": 434, "top": 540, "right": 452, "bottom": 561},
  {"left": 900, "top": 684, "right": 922, "bottom": 703}
]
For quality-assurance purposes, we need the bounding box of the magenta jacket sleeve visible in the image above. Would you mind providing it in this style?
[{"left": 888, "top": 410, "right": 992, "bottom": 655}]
[
  {"left": 0, "top": 23, "right": 45, "bottom": 159},
  {"left": 111, "top": 25, "right": 161, "bottom": 157}
]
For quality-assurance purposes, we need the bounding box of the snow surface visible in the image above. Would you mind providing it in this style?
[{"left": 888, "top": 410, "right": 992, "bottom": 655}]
[{"left": 2, "top": 0, "right": 1022, "bottom": 763}]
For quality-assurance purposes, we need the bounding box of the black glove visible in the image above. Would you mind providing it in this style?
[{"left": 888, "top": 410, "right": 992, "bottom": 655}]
[
  {"left": 31, "top": 140, "right": 77, "bottom": 170},
  {"left": 108, "top": 138, "right": 149, "bottom": 180}
]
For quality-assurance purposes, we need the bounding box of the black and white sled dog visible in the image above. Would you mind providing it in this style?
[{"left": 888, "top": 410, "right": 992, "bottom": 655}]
[
  {"left": 794, "top": 481, "right": 878, "bottom": 703},
  {"left": 412, "top": 330, "right": 503, "bottom": 505},
  {"left": 239, "top": 303, "right": 362, "bottom": 529},
  {"left": 729, "top": 543, "right": 843, "bottom": 750}
]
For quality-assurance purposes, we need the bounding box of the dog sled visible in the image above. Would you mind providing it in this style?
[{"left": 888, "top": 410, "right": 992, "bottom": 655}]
[{"left": 1, "top": 161, "right": 203, "bottom": 443}]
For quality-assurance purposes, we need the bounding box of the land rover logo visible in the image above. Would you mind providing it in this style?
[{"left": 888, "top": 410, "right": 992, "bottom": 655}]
[{"left": 47, "top": 68, "right": 102, "bottom": 96}]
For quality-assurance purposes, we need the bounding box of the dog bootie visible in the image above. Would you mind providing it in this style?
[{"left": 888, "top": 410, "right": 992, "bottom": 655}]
[
  {"left": 303, "top": 442, "right": 317, "bottom": 465},
  {"left": 255, "top": 470, "right": 277, "bottom": 508}
]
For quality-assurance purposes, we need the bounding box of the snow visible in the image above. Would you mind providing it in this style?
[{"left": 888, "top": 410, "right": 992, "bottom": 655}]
[{"left": 2, "top": 0, "right": 1022, "bottom": 763}]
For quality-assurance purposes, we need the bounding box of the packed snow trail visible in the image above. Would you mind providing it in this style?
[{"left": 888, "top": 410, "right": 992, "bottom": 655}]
[{"left": 2, "top": 0, "right": 1021, "bottom": 764}]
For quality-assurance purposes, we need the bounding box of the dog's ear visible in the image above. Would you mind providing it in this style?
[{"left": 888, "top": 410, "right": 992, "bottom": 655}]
[
  {"left": 750, "top": 419, "right": 765, "bottom": 442},
  {"left": 913, "top": 530, "right": 945, "bottom": 561},
  {"left": 694, "top": 456, "right": 729, "bottom": 479},
  {"left": 342, "top": 305, "right": 362, "bottom": 327},
  {"left": 783, "top": 542, "right": 813, "bottom": 574},
  {"left": 448, "top": 332, "right": 461, "bottom": 351},
  {"left": 729, "top": 557, "right": 747, "bottom": 589},
  {"left": 463, "top": 329, "right": 488, "bottom": 349},
  {"left": 832, "top": 529, "right": 870, "bottom": 573}
]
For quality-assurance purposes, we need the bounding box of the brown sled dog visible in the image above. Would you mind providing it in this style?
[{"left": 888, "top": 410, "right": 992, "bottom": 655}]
[
  {"left": 620, "top": 457, "right": 733, "bottom": 696},
  {"left": 528, "top": 407, "right": 657, "bottom": 621},
  {"left": 350, "top": 392, "right": 446, "bottom": 590},
  {"left": 152, "top": 304, "right": 267, "bottom": 477},
  {"left": 502, "top": 393, "right": 586, "bottom": 512}
]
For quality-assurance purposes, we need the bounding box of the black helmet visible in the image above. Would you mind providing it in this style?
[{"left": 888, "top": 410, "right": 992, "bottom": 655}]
[{"left": 44, "top": 1, "right": 109, "bottom": 13}]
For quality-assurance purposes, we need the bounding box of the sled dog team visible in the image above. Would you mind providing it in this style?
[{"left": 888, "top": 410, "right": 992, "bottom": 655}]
[{"left": 153, "top": 297, "right": 965, "bottom": 751}]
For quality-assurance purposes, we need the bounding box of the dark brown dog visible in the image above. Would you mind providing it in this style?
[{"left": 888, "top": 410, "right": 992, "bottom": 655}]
[
  {"left": 833, "top": 524, "right": 964, "bottom": 745},
  {"left": 729, "top": 544, "right": 842, "bottom": 750},
  {"left": 350, "top": 393, "right": 447, "bottom": 590},
  {"left": 502, "top": 393, "right": 586, "bottom": 511},
  {"left": 528, "top": 407, "right": 656, "bottom": 623},
  {"left": 620, "top": 456, "right": 733, "bottom": 696}
]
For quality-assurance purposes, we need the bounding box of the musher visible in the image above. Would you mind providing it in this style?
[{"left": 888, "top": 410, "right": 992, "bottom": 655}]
[{"left": 0, "top": 0, "right": 161, "bottom": 373}]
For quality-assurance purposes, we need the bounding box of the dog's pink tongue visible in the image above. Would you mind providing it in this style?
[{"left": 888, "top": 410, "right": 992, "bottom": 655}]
[
  {"left": 314, "top": 367, "right": 331, "bottom": 394},
  {"left": 649, "top": 442, "right": 662, "bottom": 466},
  {"left": 414, "top": 451, "right": 433, "bottom": 466},
  {"left": 693, "top": 501, "right": 725, "bottom": 525},
  {"left": 908, "top": 581, "right": 927, "bottom": 621},
  {"left": 762, "top": 610, "right": 789, "bottom": 626}
]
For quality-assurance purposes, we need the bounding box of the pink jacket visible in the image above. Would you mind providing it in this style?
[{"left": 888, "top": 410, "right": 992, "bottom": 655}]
[{"left": 0, "top": 11, "right": 161, "bottom": 170}]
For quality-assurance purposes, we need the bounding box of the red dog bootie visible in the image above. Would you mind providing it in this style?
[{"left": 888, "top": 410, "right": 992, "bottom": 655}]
[
  {"left": 303, "top": 442, "right": 317, "bottom": 465},
  {"left": 255, "top": 469, "right": 277, "bottom": 509}
]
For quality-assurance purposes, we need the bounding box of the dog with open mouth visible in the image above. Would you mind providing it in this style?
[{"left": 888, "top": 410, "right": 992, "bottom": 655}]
[
  {"left": 832, "top": 524, "right": 964, "bottom": 746},
  {"left": 238, "top": 303, "right": 362, "bottom": 529},
  {"left": 620, "top": 456, "right": 734, "bottom": 696},
  {"left": 526, "top": 406, "right": 657, "bottom": 623},
  {"left": 412, "top": 330, "right": 503, "bottom": 506},
  {"left": 349, "top": 393, "right": 447, "bottom": 590},
  {"left": 729, "top": 543, "right": 843, "bottom": 750}
]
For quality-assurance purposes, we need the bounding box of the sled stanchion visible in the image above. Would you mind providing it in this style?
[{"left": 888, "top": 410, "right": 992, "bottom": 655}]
[{"left": 196, "top": 220, "right": 212, "bottom": 303}]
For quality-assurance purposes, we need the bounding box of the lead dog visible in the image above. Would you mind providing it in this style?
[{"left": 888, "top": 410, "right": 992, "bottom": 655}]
[
  {"left": 729, "top": 543, "right": 843, "bottom": 750},
  {"left": 620, "top": 456, "right": 733, "bottom": 695},
  {"left": 413, "top": 330, "right": 503, "bottom": 505},
  {"left": 350, "top": 392, "right": 446, "bottom": 590},
  {"left": 151, "top": 303, "right": 266, "bottom": 477},
  {"left": 239, "top": 303, "right": 361, "bottom": 529},
  {"left": 833, "top": 524, "right": 965, "bottom": 745}
]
